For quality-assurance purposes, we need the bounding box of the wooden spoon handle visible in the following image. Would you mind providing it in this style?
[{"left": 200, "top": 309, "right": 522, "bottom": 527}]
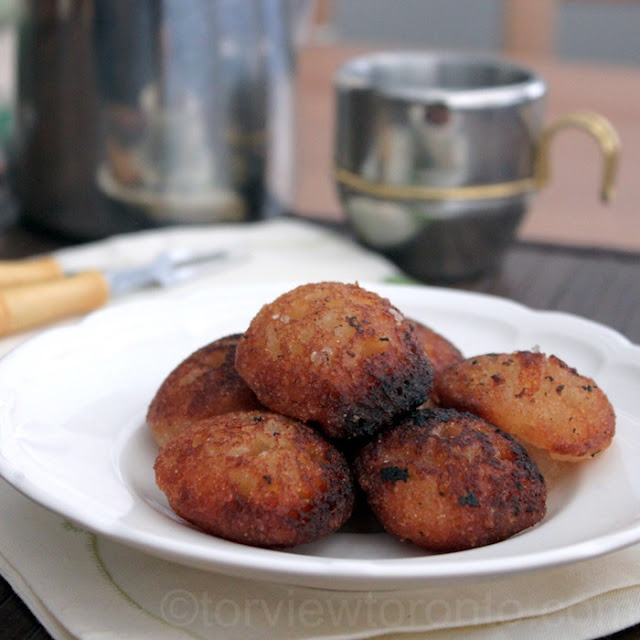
[
  {"left": 0, "top": 256, "right": 64, "bottom": 288},
  {"left": 0, "top": 271, "right": 110, "bottom": 336}
]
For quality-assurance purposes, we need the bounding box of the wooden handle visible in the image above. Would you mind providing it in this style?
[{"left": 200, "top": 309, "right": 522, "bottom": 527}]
[
  {"left": 0, "top": 256, "right": 64, "bottom": 288},
  {"left": 0, "top": 270, "right": 111, "bottom": 336}
]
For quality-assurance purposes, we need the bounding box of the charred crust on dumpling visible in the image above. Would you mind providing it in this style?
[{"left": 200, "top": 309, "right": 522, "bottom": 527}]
[
  {"left": 235, "top": 282, "right": 434, "bottom": 439},
  {"left": 353, "top": 408, "right": 546, "bottom": 552}
]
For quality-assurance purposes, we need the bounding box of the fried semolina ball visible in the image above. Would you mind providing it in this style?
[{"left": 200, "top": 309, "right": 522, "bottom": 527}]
[
  {"left": 235, "top": 282, "right": 434, "bottom": 440},
  {"left": 154, "top": 410, "right": 355, "bottom": 548},
  {"left": 435, "top": 351, "right": 616, "bottom": 462},
  {"left": 354, "top": 408, "right": 547, "bottom": 552},
  {"left": 146, "top": 334, "right": 263, "bottom": 448},
  {"left": 408, "top": 318, "right": 465, "bottom": 406},
  {"left": 408, "top": 318, "right": 464, "bottom": 377}
]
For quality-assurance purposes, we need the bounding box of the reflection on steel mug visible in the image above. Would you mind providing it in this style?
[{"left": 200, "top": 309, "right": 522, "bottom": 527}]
[{"left": 334, "top": 51, "right": 620, "bottom": 283}]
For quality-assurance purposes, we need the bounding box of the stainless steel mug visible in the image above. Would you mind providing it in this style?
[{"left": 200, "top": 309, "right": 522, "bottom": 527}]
[
  {"left": 10, "top": 0, "right": 304, "bottom": 239},
  {"left": 334, "top": 51, "right": 620, "bottom": 282}
]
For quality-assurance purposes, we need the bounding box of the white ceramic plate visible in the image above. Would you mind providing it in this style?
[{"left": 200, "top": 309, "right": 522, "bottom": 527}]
[{"left": 1, "top": 282, "right": 639, "bottom": 591}]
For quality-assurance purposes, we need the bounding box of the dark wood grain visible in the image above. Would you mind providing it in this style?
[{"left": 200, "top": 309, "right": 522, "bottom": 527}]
[
  {"left": 476, "top": 241, "right": 640, "bottom": 345},
  {"left": 0, "top": 223, "right": 639, "bottom": 639},
  {"left": 0, "top": 577, "right": 52, "bottom": 640}
]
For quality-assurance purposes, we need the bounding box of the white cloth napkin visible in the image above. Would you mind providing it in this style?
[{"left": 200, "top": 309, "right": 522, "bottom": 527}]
[{"left": 1, "top": 218, "right": 639, "bottom": 640}]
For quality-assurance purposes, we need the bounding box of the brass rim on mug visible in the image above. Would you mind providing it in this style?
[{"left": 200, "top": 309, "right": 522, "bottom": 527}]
[
  {"left": 334, "top": 169, "right": 538, "bottom": 202},
  {"left": 336, "top": 110, "right": 620, "bottom": 204}
]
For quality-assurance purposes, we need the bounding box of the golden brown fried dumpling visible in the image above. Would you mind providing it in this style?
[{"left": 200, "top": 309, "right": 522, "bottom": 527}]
[
  {"left": 408, "top": 318, "right": 464, "bottom": 377},
  {"left": 146, "top": 334, "right": 263, "bottom": 447},
  {"left": 154, "top": 410, "right": 355, "bottom": 548},
  {"left": 354, "top": 408, "right": 547, "bottom": 552},
  {"left": 408, "top": 318, "right": 464, "bottom": 406},
  {"left": 235, "top": 282, "right": 434, "bottom": 439},
  {"left": 435, "top": 351, "right": 615, "bottom": 461}
]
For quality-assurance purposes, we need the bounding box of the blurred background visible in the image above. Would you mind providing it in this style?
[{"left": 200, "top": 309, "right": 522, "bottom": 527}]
[
  {"left": 0, "top": 0, "right": 16, "bottom": 228},
  {"left": 0, "top": 0, "right": 638, "bottom": 248},
  {"left": 292, "top": 0, "right": 640, "bottom": 254},
  {"left": 308, "top": 0, "right": 640, "bottom": 65}
]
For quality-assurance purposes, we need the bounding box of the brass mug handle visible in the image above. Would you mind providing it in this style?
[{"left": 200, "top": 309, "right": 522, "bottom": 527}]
[{"left": 534, "top": 110, "right": 621, "bottom": 203}]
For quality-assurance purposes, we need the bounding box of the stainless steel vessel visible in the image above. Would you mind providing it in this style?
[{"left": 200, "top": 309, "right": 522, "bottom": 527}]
[
  {"left": 335, "top": 51, "right": 619, "bottom": 282},
  {"left": 11, "top": 0, "right": 302, "bottom": 239}
]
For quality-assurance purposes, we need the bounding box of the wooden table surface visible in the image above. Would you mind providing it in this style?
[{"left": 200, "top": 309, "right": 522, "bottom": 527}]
[{"left": 1, "top": 43, "right": 640, "bottom": 640}]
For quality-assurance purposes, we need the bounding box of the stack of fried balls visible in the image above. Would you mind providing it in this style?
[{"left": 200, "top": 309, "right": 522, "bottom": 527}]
[{"left": 149, "top": 282, "right": 615, "bottom": 552}]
